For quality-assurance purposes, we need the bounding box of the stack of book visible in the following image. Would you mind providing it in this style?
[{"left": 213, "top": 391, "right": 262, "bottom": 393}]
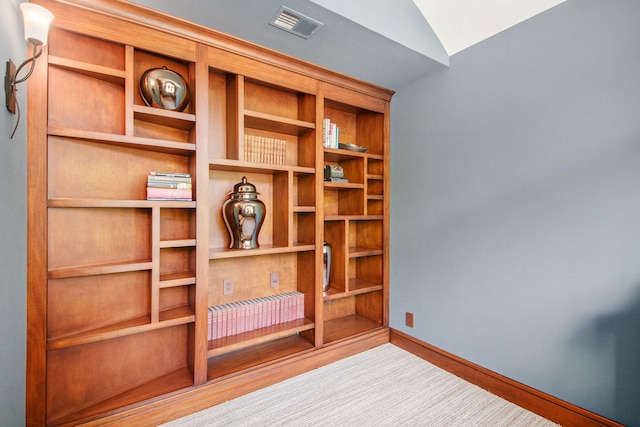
[
  {"left": 208, "top": 291, "right": 305, "bottom": 340},
  {"left": 323, "top": 118, "right": 339, "bottom": 149},
  {"left": 244, "top": 135, "right": 286, "bottom": 165},
  {"left": 146, "top": 171, "right": 193, "bottom": 201}
]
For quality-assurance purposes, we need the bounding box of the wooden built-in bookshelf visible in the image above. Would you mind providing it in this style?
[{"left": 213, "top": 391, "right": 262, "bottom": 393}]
[{"left": 26, "top": 0, "right": 392, "bottom": 425}]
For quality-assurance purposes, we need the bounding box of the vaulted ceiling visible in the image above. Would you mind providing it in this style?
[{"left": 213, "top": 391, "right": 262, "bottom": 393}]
[
  {"left": 128, "top": 0, "right": 566, "bottom": 90},
  {"left": 412, "top": 0, "right": 566, "bottom": 55}
]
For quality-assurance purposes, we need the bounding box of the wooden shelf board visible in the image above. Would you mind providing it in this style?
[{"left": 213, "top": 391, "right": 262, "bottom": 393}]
[
  {"left": 322, "top": 285, "right": 346, "bottom": 299},
  {"left": 244, "top": 109, "right": 315, "bottom": 136},
  {"left": 207, "top": 334, "right": 315, "bottom": 381},
  {"left": 159, "top": 239, "right": 197, "bottom": 248},
  {"left": 323, "top": 280, "right": 383, "bottom": 301},
  {"left": 48, "top": 260, "right": 152, "bottom": 280},
  {"left": 349, "top": 246, "right": 384, "bottom": 258},
  {"left": 324, "top": 148, "right": 366, "bottom": 162},
  {"left": 324, "top": 148, "right": 384, "bottom": 162},
  {"left": 324, "top": 215, "right": 384, "bottom": 221},
  {"left": 48, "top": 198, "right": 196, "bottom": 209},
  {"left": 209, "top": 158, "right": 315, "bottom": 175},
  {"left": 48, "top": 55, "right": 126, "bottom": 85},
  {"left": 47, "top": 366, "right": 194, "bottom": 427},
  {"left": 48, "top": 127, "right": 196, "bottom": 155},
  {"left": 323, "top": 181, "right": 364, "bottom": 190},
  {"left": 209, "top": 243, "right": 315, "bottom": 259},
  {"left": 158, "top": 305, "right": 196, "bottom": 323},
  {"left": 159, "top": 272, "right": 196, "bottom": 288},
  {"left": 367, "top": 195, "right": 384, "bottom": 200},
  {"left": 47, "top": 315, "right": 151, "bottom": 350},
  {"left": 367, "top": 174, "right": 384, "bottom": 180},
  {"left": 133, "top": 104, "right": 196, "bottom": 130},
  {"left": 47, "top": 307, "right": 194, "bottom": 351},
  {"left": 293, "top": 205, "right": 315, "bottom": 213},
  {"left": 349, "top": 278, "right": 384, "bottom": 294},
  {"left": 323, "top": 314, "right": 382, "bottom": 345},
  {"left": 207, "top": 318, "right": 314, "bottom": 358}
]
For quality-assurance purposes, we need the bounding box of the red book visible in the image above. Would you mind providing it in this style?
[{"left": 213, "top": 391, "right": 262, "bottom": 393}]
[
  {"left": 217, "top": 305, "right": 225, "bottom": 339},
  {"left": 297, "top": 292, "right": 304, "bottom": 319}
]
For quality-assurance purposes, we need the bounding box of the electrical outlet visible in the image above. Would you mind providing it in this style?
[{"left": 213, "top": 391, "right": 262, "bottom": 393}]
[
  {"left": 223, "top": 278, "right": 233, "bottom": 295},
  {"left": 405, "top": 312, "right": 414, "bottom": 328},
  {"left": 270, "top": 272, "right": 279, "bottom": 288}
]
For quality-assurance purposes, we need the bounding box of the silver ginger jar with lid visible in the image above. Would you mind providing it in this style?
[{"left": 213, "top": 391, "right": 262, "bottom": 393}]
[{"left": 222, "top": 176, "right": 266, "bottom": 249}]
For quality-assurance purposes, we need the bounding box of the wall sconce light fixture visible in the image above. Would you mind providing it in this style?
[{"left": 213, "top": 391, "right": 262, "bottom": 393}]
[{"left": 4, "top": 3, "right": 54, "bottom": 138}]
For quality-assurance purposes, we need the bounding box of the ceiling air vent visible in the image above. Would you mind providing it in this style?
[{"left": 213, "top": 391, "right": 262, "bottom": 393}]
[{"left": 269, "top": 6, "right": 323, "bottom": 39}]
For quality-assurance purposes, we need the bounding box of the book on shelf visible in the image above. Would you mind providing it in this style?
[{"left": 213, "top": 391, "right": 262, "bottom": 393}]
[
  {"left": 208, "top": 291, "right": 305, "bottom": 341},
  {"left": 243, "top": 135, "right": 286, "bottom": 165},
  {"left": 146, "top": 187, "right": 192, "bottom": 200},
  {"left": 146, "top": 171, "right": 193, "bottom": 201},
  {"left": 147, "top": 175, "right": 192, "bottom": 183},
  {"left": 147, "top": 181, "right": 192, "bottom": 189},
  {"left": 149, "top": 171, "right": 191, "bottom": 178},
  {"left": 323, "top": 118, "right": 340, "bottom": 149}
]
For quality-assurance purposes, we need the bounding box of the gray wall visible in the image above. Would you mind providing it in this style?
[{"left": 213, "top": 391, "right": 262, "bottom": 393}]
[
  {"left": 390, "top": 0, "right": 640, "bottom": 425},
  {"left": 0, "top": 0, "right": 27, "bottom": 425}
]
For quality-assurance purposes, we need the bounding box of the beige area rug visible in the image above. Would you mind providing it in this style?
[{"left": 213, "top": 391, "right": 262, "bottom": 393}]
[{"left": 162, "top": 343, "right": 559, "bottom": 426}]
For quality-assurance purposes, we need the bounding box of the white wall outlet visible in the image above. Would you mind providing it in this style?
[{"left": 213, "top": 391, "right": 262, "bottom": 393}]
[
  {"left": 223, "top": 278, "right": 233, "bottom": 295},
  {"left": 270, "top": 272, "right": 279, "bottom": 288}
]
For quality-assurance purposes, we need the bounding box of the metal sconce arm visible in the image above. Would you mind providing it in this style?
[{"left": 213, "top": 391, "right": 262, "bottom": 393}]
[
  {"left": 4, "top": 44, "right": 43, "bottom": 139},
  {"left": 4, "top": 2, "right": 54, "bottom": 139}
]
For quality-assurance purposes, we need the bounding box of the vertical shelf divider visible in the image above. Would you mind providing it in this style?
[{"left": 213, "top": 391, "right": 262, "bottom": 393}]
[
  {"left": 194, "top": 43, "right": 211, "bottom": 385},
  {"left": 124, "top": 45, "right": 135, "bottom": 136},
  {"left": 151, "top": 205, "right": 161, "bottom": 323},
  {"left": 226, "top": 74, "right": 244, "bottom": 161},
  {"left": 314, "top": 92, "right": 325, "bottom": 348},
  {"left": 287, "top": 171, "right": 295, "bottom": 247}
]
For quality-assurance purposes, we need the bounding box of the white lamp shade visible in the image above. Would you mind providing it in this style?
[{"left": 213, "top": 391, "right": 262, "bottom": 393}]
[{"left": 20, "top": 3, "right": 54, "bottom": 46}]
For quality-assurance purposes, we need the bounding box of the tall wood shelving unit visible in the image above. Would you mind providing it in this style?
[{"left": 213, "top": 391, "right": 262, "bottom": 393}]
[{"left": 25, "top": 0, "right": 392, "bottom": 425}]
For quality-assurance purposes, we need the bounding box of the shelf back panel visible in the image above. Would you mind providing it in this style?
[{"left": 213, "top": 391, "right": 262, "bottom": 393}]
[
  {"left": 47, "top": 271, "right": 151, "bottom": 341},
  {"left": 48, "top": 207, "right": 151, "bottom": 270}
]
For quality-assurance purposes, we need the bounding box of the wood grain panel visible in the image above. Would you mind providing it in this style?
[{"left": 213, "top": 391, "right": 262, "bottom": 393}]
[
  {"left": 355, "top": 290, "right": 383, "bottom": 324},
  {"left": 208, "top": 70, "right": 228, "bottom": 160},
  {"left": 208, "top": 46, "right": 317, "bottom": 95},
  {"left": 48, "top": 271, "right": 150, "bottom": 340},
  {"left": 48, "top": 136, "right": 191, "bottom": 200},
  {"left": 47, "top": 326, "right": 188, "bottom": 423},
  {"left": 160, "top": 208, "right": 195, "bottom": 241},
  {"left": 350, "top": 220, "right": 383, "bottom": 250},
  {"left": 208, "top": 253, "right": 298, "bottom": 307},
  {"left": 48, "top": 207, "right": 151, "bottom": 270},
  {"left": 357, "top": 112, "right": 385, "bottom": 156},
  {"left": 323, "top": 297, "right": 355, "bottom": 321},
  {"left": 48, "top": 28, "right": 124, "bottom": 69},
  {"left": 26, "top": 41, "right": 50, "bottom": 426},
  {"left": 48, "top": 67, "right": 125, "bottom": 134}
]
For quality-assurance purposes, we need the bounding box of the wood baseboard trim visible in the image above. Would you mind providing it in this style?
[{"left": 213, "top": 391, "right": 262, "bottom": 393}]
[{"left": 390, "top": 329, "right": 623, "bottom": 427}]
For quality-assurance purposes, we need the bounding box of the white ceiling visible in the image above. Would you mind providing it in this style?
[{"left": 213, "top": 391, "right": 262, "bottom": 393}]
[{"left": 413, "top": 0, "right": 567, "bottom": 55}]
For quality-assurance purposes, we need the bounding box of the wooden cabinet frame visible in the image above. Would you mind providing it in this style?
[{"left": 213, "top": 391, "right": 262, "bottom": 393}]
[{"left": 26, "top": 0, "right": 392, "bottom": 425}]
